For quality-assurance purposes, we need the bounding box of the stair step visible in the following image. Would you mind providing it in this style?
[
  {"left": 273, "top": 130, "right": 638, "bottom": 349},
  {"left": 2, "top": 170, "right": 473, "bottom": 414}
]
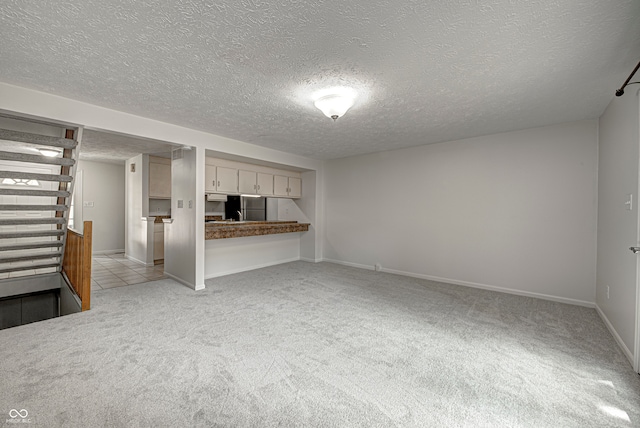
[
  {"left": 0, "top": 170, "right": 73, "bottom": 182},
  {"left": 0, "top": 188, "right": 71, "bottom": 198},
  {"left": 0, "top": 263, "right": 59, "bottom": 274},
  {"left": 0, "top": 253, "right": 61, "bottom": 264},
  {"left": 0, "top": 218, "right": 66, "bottom": 226},
  {"left": 0, "top": 230, "right": 65, "bottom": 239},
  {"left": 0, "top": 150, "right": 75, "bottom": 167},
  {"left": 0, "top": 129, "right": 77, "bottom": 149},
  {"left": 0, "top": 241, "right": 63, "bottom": 251},
  {"left": 0, "top": 204, "right": 68, "bottom": 211}
]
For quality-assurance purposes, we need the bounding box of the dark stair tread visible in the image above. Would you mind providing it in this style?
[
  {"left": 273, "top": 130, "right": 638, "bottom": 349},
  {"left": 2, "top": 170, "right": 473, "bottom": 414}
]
[
  {"left": 0, "top": 253, "right": 62, "bottom": 263},
  {"left": 0, "top": 230, "right": 65, "bottom": 239},
  {"left": 0, "top": 218, "right": 66, "bottom": 225},
  {"left": 0, "top": 188, "right": 70, "bottom": 197},
  {"left": 0, "top": 170, "right": 72, "bottom": 182},
  {"left": 0, "top": 150, "right": 75, "bottom": 167},
  {"left": 0, "top": 242, "right": 63, "bottom": 251},
  {"left": 0, "top": 205, "right": 68, "bottom": 211},
  {"left": 0, "top": 129, "right": 77, "bottom": 149},
  {"left": 0, "top": 263, "right": 60, "bottom": 274}
]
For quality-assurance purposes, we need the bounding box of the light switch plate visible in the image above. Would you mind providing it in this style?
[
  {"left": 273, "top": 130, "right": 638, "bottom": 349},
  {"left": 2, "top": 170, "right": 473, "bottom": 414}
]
[
  {"left": 625, "top": 194, "right": 633, "bottom": 211},
  {"left": 177, "top": 200, "right": 183, "bottom": 208}
]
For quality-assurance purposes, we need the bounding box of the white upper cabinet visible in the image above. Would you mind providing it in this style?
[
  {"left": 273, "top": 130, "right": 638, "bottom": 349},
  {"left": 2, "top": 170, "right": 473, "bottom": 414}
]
[
  {"left": 206, "top": 157, "right": 299, "bottom": 199},
  {"left": 215, "top": 167, "right": 238, "bottom": 194},
  {"left": 149, "top": 156, "right": 171, "bottom": 199},
  {"left": 239, "top": 170, "right": 274, "bottom": 196},
  {"left": 205, "top": 165, "right": 238, "bottom": 194},
  {"left": 288, "top": 177, "right": 301, "bottom": 198},
  {"left": 274, "top": 175, "right": 301, "bottom": 198},
  {"left": 238, "top": 170, "right": 257, "bottom": 194},
  {"left": 205, "top": 165, "right": 217, "bottom": 193},
  {"left": 256, "top": 172, "right": 274, "bottom": 196},
  {"left": 273, "top": 175, "right": 289, "bottom": 197}
]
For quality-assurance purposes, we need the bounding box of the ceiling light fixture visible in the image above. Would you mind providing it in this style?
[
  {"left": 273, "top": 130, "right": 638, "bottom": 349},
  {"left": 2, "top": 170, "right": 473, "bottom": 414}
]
[
  {"left": 38, "top": 148, "right": 60, "bottom": 157},
  {"left": 313, "top": 91, "right": 356, "bottom": 121}
]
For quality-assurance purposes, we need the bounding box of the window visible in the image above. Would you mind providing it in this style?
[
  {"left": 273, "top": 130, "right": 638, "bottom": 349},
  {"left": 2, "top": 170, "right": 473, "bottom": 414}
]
[{"left": 1, "top": 178, "right": 40, "bottom": 186}]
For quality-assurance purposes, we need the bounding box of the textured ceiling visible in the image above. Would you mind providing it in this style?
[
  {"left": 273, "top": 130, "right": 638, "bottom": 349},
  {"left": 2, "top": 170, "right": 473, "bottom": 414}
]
[
  {"left": 79, "top": 130, "right": 175, "bottom": 164},
  {"left": 1, "top": 1, "right": 639, "bottom": 160}
]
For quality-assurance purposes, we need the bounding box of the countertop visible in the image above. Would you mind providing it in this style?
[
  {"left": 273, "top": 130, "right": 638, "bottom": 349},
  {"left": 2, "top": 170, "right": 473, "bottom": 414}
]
[{"left": 205, "top": 220, "right": 310, "bottom": 240}]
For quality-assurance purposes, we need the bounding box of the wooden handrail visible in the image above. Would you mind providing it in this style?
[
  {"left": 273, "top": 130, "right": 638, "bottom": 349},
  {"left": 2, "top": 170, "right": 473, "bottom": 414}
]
[{"left": 62, "top": 221, "right": 92, "bottom": 311}]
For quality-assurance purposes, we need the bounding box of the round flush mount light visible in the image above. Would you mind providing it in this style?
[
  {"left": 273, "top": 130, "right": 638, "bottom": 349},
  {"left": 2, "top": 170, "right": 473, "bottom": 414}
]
[
  {"left": 312, "top": 87, "right": 357, "bottom": 121},
  {"left": 38, "top": 148, "right": 61, "bottom": 157},
  {"left": 314, "top": 94, "right": 355, "bottom": 121}
]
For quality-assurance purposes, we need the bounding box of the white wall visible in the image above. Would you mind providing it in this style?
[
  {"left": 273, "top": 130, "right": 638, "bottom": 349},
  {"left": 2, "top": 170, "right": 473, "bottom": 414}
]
[
  {"left": 596, "top": 89, "right": 640, "bottom": 362},
  {"left": 205, "top": 233, "right": 301, "bottom": 278},
  {"left": 124, "top": 154, "right": 152, "bottom": 265},
  {"left": 323, "top": 120, "right": 598, "bottom": 305},
  {"left": 164, "top": 147, "right": 205, "bottom": 290},
  {"left": 77, "top": 160, "right": 125, "bottom": 253},
  {"left": 298, "top": 170, "right": 322, "bottom": 262}
]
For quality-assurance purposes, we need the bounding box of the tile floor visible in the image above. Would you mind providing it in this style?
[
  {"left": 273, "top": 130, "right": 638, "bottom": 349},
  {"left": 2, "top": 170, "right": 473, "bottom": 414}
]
[{"left": 91, "top": 253, "right": 167, "bottom": 290}]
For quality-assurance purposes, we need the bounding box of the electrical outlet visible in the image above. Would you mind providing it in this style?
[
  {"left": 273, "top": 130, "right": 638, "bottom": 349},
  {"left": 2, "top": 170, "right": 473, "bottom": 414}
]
[{"left": 606, "top": 285, "right": 610, "bottom": 299}]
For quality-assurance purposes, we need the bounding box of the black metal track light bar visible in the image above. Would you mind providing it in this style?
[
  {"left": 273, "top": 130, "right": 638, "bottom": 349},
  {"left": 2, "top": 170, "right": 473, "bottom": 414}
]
[{"left": 615, "top": 59, "right": 640, "bottom": 97}]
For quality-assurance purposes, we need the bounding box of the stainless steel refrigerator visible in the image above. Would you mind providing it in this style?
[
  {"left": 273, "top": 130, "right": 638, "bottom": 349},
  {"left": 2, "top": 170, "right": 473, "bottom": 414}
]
[{"left": 241, "top": 196, "right": 266, "bottom": 221}]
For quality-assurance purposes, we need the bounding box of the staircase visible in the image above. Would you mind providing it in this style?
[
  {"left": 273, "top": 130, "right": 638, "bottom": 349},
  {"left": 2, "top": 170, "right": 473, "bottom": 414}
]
[{"left": 0, "top": 128, "right": 79, "bottom": 279}]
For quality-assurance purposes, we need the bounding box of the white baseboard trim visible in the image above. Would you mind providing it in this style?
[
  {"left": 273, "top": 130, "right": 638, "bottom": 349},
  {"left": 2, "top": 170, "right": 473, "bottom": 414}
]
[
  {"left": 204, "top": 257, "right": 301, "bottom": 279},
  {"left": 125, "top": 254, "right": 154, "bottom": 267},
  {"left": 93, "top": 249, "right": 125, "bottom": 256},
  {"left": 322, "top": 258, "right": 375, "bottom": 271},
  {"left": 595, "top": 304, "right": 634, "bottom": 366},
  {"left": 322, "top": 259, "right": 594, "bottom": 308},
  {"left": 300, "top": 257, "right": 322, "bottom": 263},
  {"left": 164, "top": 272, "right": 204, "bottom": 291}
]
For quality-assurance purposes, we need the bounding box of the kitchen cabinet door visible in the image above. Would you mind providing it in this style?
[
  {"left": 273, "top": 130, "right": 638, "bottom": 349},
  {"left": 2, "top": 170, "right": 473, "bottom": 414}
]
[
  {"left": 149, "top": 161, "right": 171, "bottom": 199},
  {"left": 273, "top": 175, "right": 289, "bottom": 197},
  {"left": 238, "top": 170, "right": 257, "bottom": 194},
  {"left": 216, "top": 167, "right": 238, "bottom": 194},
  {"left": 288, "top": 177, "right": 301, "bottom": 198},
  {"left": 205, "top": 165, "right": 217, "bottom": 192},
  {"left": 256, "top": 173, "right": 273, "bottom": 196},
  {"left": 273, "top": 175, "right": 301, "bottom": 198}
]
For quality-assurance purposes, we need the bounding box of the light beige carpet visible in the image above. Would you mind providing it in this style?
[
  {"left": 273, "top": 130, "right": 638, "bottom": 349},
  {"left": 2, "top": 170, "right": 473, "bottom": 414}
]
[{"left": 1, "top": 261, "right": 638, "bottom": 427}]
